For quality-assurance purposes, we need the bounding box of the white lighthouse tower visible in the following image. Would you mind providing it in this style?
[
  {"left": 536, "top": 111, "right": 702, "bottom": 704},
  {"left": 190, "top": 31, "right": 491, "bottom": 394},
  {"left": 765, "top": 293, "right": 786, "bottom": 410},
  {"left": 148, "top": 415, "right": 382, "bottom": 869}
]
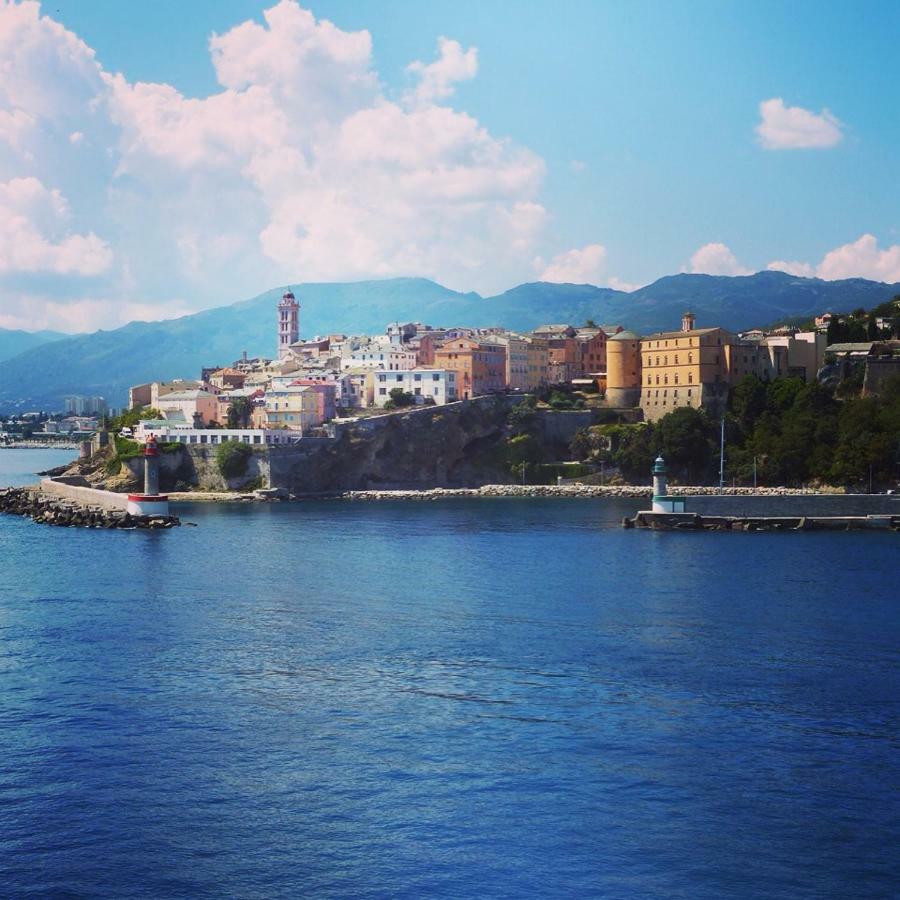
[{"left": 278, "top": 289, "right": 300, "bottom": 359}]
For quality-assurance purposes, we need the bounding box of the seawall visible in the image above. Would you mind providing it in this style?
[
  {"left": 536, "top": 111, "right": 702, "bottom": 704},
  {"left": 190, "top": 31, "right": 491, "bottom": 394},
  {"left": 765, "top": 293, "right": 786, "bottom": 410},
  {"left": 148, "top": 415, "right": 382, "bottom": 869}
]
[{"left": 679, "top": 493, "right": 900, "bottom": 517}]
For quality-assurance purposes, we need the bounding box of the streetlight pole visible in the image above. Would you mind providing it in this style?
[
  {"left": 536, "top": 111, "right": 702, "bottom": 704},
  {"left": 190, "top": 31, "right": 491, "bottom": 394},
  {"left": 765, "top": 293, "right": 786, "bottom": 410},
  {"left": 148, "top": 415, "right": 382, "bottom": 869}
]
[{"left": 718, "top": 416, "right": 725, "bottom": 490}]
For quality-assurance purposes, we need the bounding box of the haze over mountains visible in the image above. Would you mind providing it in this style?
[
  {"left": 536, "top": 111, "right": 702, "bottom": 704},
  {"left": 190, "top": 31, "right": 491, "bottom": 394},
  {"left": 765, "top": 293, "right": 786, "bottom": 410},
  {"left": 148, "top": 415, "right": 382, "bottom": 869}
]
[{"left": 1, "top": 271, "right": 897, "bottom": 412}]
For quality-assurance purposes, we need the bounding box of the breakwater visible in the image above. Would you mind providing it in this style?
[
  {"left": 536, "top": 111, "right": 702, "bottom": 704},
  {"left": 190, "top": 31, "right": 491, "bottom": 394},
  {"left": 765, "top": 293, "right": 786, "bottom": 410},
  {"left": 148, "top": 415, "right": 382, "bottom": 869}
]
[
  {"left": 339, "top": 484, "right": 825, "bottom": 500},
  {"left": 0, "top": 487, "right": 179, "bottom": 529}
]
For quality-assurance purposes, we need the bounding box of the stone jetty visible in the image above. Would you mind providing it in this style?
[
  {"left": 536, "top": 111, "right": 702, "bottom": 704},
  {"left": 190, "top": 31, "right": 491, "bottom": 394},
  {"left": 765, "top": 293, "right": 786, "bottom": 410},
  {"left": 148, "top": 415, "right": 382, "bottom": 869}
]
[
  {"left": 339, "top": 484, "right": 823, "bottom": 501},
  {"left": 0, "top": 487, "right": 179, "bottom": 529}
]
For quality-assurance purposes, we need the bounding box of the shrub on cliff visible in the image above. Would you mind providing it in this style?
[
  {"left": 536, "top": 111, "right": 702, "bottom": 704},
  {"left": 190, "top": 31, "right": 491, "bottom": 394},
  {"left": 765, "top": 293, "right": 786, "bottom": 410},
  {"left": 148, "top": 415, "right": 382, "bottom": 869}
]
[{"left": 215, "top": 441, "right": 252, "bottom": 480}]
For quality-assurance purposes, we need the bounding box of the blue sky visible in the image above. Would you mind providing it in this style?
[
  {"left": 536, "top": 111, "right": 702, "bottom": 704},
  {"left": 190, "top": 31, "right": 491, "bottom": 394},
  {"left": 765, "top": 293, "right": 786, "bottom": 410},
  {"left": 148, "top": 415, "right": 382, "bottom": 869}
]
[{"left": 1, "top": 0, "right": 898, "bottom": 330}]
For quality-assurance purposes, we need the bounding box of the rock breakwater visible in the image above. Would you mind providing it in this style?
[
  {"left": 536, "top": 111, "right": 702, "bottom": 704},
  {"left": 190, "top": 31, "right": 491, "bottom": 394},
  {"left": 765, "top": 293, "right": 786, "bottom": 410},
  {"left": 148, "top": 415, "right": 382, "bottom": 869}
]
[
  {"left": 340, "top": 485, "right": 823, "bottom": 501},
  {"left": 0, "top": 487, "right": 180, "bottom": 528}
]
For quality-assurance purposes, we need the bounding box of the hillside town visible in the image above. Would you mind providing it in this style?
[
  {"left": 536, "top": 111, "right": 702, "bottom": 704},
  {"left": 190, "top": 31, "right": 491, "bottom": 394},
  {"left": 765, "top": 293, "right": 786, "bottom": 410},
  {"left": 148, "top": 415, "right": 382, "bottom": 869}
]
[{"left": 104, "top": 289, "right": 898, "bottom": 448}]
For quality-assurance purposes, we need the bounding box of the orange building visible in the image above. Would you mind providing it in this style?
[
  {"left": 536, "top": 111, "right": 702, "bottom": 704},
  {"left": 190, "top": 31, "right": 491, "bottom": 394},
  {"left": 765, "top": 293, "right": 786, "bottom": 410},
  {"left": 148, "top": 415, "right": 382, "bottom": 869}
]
[{"left": 434, "top": 337, "right": 507, "bottom": 399}]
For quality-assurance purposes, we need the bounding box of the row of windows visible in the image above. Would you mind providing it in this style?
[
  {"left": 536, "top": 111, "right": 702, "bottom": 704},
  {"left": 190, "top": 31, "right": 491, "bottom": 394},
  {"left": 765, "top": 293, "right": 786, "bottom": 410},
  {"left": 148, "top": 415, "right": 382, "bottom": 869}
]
[
  {"left": 647, "top": 336, "right": 720, "bottom": 348},
  {"left": 645, "top": 388, "right": 693, "bottom": 398},
  {"left": 377, "top": 372, "right": 449, "bottom": 382},
  {"left": 647, "top": 372, "right": 694, "bottom": 385}
]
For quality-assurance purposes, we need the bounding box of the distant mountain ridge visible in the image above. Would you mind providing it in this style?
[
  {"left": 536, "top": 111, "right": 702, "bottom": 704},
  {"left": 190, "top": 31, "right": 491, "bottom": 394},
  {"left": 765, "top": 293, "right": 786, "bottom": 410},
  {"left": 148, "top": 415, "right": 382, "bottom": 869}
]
[
  {"left": 1, "top": 271, "right": 897, "bottom": 411},
  {"left": 0, "top": 327, "right": 70, "bottom": 364}
]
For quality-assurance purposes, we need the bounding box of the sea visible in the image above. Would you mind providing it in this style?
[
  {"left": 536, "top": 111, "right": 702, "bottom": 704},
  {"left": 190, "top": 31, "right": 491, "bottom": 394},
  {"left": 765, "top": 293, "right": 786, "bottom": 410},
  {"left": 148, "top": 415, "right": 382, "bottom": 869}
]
[{"left": 1, "top": 449, "right": 897, "bottom": 899}]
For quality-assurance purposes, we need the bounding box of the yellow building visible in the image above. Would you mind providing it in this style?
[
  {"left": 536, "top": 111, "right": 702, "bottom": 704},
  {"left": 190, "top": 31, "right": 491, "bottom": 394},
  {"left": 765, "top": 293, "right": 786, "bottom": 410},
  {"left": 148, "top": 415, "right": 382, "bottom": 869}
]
[
  {"left": 605, "top": 330, "right": 642, "bottom": 407},
  {"left": 264, "top": 385, "right": 322, "bottom": 432},
  {"left": 638, "top": 314, "right": 731, "bottom": 422},
  {"left": 524, "top": 336, "right": 549, "bottom": 389}
]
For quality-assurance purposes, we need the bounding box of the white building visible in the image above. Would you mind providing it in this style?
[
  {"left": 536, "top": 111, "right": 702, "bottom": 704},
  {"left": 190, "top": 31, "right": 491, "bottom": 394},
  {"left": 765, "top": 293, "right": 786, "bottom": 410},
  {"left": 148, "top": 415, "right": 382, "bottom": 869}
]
[
  {"left": 372, "top": 369, "right": 457, "bottom": 407},
  {"left": 135, "top": 420, "right": 298, "bottom": 446}
]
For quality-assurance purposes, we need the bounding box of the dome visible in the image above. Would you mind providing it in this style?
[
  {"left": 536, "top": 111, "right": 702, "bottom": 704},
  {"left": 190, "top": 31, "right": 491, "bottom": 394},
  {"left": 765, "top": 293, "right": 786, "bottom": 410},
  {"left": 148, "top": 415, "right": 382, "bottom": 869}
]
[
  {"left": 282, "top": 290, "right": 295, "bottom": 300},
  {"left": 610, "top": 329, "right": 640, "bottom": 341}
]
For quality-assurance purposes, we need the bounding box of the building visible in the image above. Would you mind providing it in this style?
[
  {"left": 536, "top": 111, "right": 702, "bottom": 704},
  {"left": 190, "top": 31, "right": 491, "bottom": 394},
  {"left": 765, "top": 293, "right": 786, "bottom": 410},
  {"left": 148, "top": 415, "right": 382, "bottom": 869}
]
[
  {"left": 483, "top": 334, "right": 531, "bottom": 390},
  {"left": 278, "top": 289, "right": 300, "bottom": 359},
  {"left": 434, "top": 337, "right": 507, "bottom": 399},
  {"left": 290, "top": 380, "right": 337, "bottom": 422},
  {"left": 264, "top": 385, "right": 324, "bottom": 432},
  {"left": 157, "top": 389, "right": 218, "bottom": 427},
  {"left": 638, "top": 313, "right": 732, "bottom": 422},
  {"left": 605, "top": 330, "right": 642, "bottom": 407},
  {"left": 524, "top": 336, "right": 550, "bottom": 389},
  {"left": 533, "top": 325, "right": 578, "bottom": 383},
  {"left": 342, "top": 340, "right": 418, "bottom": 371},
  {"left": 64, "top": 395, "right": 108, "bottom": 416},
  {"left": 371, "top": 369, "right": 457, "bottom": 407},
  {"left": 207, "top": 368, "right": 247, "bottom": 391},
  {"left": 129, "top": 380, "right": 205, "bottom": 411}
]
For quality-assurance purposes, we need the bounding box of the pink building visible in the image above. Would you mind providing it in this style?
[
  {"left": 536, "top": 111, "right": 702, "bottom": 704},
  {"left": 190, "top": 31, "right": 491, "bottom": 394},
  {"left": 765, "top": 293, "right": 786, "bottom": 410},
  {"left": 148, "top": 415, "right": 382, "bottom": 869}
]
[{"left": 290, "top": 380, "right": 337, "bottom": 423}]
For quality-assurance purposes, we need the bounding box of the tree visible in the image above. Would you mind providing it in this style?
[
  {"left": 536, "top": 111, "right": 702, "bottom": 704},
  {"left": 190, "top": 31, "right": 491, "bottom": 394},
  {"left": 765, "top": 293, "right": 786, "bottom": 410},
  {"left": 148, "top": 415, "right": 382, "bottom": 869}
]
[
  {"left": 385, "top": 388, "right": 415, "bottom": 410},
  {"left": 507, "top": 395, "right": 537, "bottom": 428},
  {"left": 656, "top": 407, "right": 716, "bottom": 481},
  {"left": 227, "top": 396, "right": 254, "bottom": 429},
  {"left": 215, "top": 441, "right": 252, "bottom": 480},
  {"left": 611, "top": 423, "right": 657, "bottom": 481}
]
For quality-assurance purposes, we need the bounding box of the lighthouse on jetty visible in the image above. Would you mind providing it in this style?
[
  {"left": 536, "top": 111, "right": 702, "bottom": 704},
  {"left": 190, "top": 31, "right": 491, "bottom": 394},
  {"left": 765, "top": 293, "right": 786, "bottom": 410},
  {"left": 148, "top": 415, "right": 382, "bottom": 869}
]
[{"left": 127, "top": 435, "right": 171, "bottom": 517}]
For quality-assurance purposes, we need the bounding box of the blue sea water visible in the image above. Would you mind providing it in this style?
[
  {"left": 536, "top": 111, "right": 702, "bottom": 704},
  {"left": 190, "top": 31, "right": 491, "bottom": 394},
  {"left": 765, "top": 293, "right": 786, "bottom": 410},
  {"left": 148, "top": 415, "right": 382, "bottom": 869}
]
[{"left": 1, "top": 450, "right": 898, "bottom": 898}]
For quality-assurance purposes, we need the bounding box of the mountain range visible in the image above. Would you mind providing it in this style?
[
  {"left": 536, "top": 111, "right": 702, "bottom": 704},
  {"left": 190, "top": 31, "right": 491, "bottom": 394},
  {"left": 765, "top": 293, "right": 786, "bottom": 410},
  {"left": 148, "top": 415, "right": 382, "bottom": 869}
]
[
  {"left": 1, "top": 270, "right": 897, "bottom": 412},
  {"left": 0, "top": 328, "right": 70, "bottom": 364}
]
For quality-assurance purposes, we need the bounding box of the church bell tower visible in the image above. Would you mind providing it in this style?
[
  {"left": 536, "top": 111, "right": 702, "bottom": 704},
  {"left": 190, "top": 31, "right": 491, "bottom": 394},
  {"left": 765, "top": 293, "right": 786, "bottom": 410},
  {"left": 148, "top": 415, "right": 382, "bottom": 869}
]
[{"left": 278, "top": 289, "right": 300, "bottom": 359}]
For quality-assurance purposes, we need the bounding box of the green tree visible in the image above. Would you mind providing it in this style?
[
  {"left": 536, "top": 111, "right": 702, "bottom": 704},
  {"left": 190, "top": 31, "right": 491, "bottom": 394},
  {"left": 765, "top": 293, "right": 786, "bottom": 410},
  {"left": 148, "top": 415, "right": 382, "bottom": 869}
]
[
  {"left": 227, "top": 396, "right": 254, "bottom": 429},
  {"left": 215, "top": 441, "right": 252, "bottom": 480},
  {"left": 656, "top": 407, "right": 716, "bottom": 482}
]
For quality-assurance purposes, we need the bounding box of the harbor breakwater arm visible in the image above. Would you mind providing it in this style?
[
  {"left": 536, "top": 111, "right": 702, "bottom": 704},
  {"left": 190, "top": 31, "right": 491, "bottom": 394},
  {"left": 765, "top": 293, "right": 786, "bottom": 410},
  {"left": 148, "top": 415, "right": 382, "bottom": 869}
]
[{"left": 0, "top": 483, "right": 179, "bottom": 528}]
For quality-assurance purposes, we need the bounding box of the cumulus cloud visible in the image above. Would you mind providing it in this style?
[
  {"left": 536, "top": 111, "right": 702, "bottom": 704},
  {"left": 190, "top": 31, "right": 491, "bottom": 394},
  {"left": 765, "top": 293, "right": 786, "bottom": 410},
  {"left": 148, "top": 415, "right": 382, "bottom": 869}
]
[
  {"left": 0, "top": 176, "right": 112, "bottom": 275},
  {"left": 538, "top": 244, "right": 607, "bottom": 284},
  {"left": 0, "top": 0, "right": 547, "bottom": 331},
  {"left": 756, "top": 98, "right": 843, "bottom": 150},
  {"left": 686, "top": 242, "right": 751, "bottom": 276},
  {"left": 816, "top": 234, "right": 900, "bottom": 283},
  {"left": 764, "top": 235, "right": 900, "bottom": 284},
  {"left": 766, "top": 259, "right": 815, "bottom": 278},
  {"left": 406, "top": 36, "right": 477, "bottom": 104}
]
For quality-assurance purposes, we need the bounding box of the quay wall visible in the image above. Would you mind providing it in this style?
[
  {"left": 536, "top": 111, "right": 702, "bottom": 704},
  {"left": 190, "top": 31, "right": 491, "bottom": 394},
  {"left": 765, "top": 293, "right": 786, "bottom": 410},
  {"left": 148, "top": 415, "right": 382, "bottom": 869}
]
[
  {"left": 682, "top": 493, "right": 900, "bottom": 517},
  {"left": 38, "top": 477, "right": 129, "bottom": 511}
]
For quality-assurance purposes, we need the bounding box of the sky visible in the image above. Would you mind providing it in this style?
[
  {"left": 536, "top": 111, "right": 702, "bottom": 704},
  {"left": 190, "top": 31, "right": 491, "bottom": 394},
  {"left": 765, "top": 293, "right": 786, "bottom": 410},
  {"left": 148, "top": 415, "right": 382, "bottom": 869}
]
[{"left": 0, "top": 0, "right": 898, "bottom": 332}]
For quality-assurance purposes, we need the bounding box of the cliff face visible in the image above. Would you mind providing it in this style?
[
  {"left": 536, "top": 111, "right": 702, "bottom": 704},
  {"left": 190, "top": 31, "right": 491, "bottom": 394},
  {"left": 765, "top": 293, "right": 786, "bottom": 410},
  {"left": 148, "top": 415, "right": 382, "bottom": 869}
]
[
  {"left": 74, "top": 397, "right": 627, "bottom": 494},
  {"left": 268, "top": 397, "right": 517, "bottom": 492}
]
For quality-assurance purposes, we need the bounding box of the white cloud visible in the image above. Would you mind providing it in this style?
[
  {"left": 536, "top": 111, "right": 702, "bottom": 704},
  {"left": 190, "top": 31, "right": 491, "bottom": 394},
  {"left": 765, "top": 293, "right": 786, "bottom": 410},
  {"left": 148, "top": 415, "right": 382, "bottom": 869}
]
[
  {"left": 406, "top": 36, "right": 477, "bottom": 105},
  {"left": 538, "top": 244, "right": 607, "bottom": 284},
  {"left": 816, "top": 234, "right": 900, "bottom": 283},
  {"left": 756, "top": 97, "right": 843, "bottom": 150},
  {"left": 764, "top": 235, "right": 900, "bottom": 284},
  {"left": 686, "top": 242, "right": 751, "bottom": 276},
  {"left": 0, "top": 176, "right": 112, "bottom": 275},
  {"left": 0, "top": 0, "right": 553, "bottom": 330},
  {"left": 766, "top": 259, "right": 814, "bottom": 278},
  {"left": 607, "top": 276, "right": 640, "bottom": 293}
]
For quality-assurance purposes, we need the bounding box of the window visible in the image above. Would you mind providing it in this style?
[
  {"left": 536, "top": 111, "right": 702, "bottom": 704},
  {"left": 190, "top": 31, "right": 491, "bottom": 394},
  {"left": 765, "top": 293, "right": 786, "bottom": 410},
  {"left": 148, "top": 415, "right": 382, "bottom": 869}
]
[
  {"left": 379, "top": 388, "right": 386, "bottom": 395},
  {"left": 674, "top": 374, "right": 679, "bottom": 384},
  {"left": 674, "top": 355, "right": 679, "bottom": 364},
  {"left": 414, "top": 374, "right": 421, "bottom": 381},
  {"left": 688, "top": 373, "right": 693, "bottom": 384},
  {"left": 253, "top": 435, "right": 262, "bottom": 444}
]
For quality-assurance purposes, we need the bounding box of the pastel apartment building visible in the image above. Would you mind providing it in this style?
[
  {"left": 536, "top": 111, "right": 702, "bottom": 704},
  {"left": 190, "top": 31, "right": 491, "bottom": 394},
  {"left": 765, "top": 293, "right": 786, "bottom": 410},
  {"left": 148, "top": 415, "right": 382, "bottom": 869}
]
[
  {"left": 433, "top": 337, "right": 507, "bottom": 399},
  {"left": 372, "top": 369, "right": 457, "bottom": 407}
]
